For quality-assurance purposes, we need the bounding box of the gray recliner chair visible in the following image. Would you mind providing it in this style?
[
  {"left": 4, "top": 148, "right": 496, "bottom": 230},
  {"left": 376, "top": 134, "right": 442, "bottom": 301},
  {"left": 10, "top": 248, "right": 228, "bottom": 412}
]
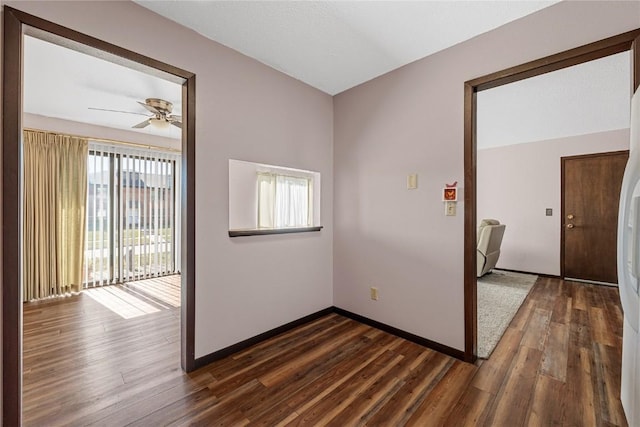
[{"left": 477, "top": 219, "right": 506, "bottom": 277}]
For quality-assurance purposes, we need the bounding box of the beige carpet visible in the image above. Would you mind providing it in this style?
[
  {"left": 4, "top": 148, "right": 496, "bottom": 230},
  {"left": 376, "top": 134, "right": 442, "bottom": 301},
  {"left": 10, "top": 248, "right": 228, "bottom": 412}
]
[{"left": 477, "top": 270, "right": 537, "bottom": 359}]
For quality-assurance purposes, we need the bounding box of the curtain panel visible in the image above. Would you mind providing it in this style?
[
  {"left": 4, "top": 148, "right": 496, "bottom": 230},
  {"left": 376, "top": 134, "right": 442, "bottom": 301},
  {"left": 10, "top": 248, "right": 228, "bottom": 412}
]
[
  {"left": 23, "top": 130, "right": 88, "bottom": 301},
  {"left": 257, "top": 172, "right": 310, "bottom": 228},
  {"left": 257, "top": 173, "right": 276, "bottom": 228}
]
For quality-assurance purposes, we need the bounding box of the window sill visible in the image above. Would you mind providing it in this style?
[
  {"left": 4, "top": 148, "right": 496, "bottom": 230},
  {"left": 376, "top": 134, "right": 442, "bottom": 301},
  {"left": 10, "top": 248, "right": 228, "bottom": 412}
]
[{"left": 228, "top": 226, "right": 323, "bottom": 237}]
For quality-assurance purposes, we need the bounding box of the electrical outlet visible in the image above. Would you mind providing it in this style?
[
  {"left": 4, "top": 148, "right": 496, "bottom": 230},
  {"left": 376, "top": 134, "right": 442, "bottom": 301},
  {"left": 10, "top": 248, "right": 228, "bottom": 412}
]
[
  {"left": 370, "top": 287, "right": 379, "bottom": 301},
  {"left": 407, "top": 174, "right": 418, "bottom": 189}
]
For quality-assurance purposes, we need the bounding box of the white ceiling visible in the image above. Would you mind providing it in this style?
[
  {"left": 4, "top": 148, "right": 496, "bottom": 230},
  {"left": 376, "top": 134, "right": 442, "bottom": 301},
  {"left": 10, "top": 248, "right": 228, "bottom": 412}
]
[
  {"left": 477, "top": 51, "right": 631, "bottom": 149},
  {"left": 134, "top": 0, "right": 559, "bottom": 95},
  {"left": 28, "top": 0, "right": 627, "bottom": 145},
  {"left": 23, "top": 35, "right": 183, "bottom": 139}
]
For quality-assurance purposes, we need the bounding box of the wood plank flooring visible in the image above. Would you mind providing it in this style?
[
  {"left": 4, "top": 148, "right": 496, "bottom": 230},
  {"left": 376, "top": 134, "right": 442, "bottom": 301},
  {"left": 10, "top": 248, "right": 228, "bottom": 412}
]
[{"left": 22, "top": 277, "right": 627, "bottom": 426}]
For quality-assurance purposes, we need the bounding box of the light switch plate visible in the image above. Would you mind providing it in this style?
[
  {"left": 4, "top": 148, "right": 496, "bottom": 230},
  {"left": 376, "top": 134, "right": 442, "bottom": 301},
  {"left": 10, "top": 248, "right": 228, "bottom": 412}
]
[
  {"left": 407, "top": 174, "right": 418, "bottom": 189},
  {"left": 546, "top": 208, "right": 553, "bottom": 216},
  {"left": 445, "top": 201, "right": 456, "bottom": 216}
]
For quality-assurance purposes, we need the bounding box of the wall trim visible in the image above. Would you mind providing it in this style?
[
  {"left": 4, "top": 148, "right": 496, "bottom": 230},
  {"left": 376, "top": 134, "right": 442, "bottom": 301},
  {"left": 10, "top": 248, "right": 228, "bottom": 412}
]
[
  {"left": 2, "top": 8, "right": 23, "bottom": 424},
  {"left": 193, "top": 306, "right": 466, "bottom": 369},
  {"left": 490, "top": 268, "right": 559, "bottom": 280},
  {"left": 332, "top": 307, "right": 466, "bottom": 361},
  {"left": 192, "top": 307, "right": 334, "bottom": 369}
]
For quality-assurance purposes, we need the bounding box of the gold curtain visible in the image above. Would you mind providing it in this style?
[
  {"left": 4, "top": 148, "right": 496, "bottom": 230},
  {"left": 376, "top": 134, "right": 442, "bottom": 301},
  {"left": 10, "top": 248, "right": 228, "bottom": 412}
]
[{"left": 23, "top": 130, "right": 88, "bottom": 301}]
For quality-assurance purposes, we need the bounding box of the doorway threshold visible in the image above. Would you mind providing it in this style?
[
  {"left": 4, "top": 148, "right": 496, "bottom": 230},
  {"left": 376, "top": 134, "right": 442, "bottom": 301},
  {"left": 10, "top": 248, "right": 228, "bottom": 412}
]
[{"left": 564, "top": 277, "right": 618, "bottom": 287}]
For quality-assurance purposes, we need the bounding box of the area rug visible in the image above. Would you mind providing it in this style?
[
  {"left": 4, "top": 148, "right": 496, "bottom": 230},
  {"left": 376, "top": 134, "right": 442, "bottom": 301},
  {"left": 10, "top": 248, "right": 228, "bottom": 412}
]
[{"left": 477, "top": 270, "right": 538, "bottom": 359}]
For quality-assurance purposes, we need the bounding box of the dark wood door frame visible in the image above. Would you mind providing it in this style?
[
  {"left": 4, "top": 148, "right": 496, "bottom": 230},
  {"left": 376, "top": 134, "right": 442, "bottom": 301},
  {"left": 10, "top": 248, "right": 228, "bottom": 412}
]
[
  {"left": 560, "top": 150, "right": 629, "bottom": 282},
  {"left": 2, "top": 6, "right": 197, "bottom": 424},
  {"left": 463, "top": 29, "right": 640, "bottom": 363}
]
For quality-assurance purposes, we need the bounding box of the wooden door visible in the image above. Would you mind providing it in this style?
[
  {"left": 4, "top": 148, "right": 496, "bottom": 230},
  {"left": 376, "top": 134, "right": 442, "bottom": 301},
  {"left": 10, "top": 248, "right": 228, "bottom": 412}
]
[{"left": 562, "top": 151, "right": 628, "bottom": 284}]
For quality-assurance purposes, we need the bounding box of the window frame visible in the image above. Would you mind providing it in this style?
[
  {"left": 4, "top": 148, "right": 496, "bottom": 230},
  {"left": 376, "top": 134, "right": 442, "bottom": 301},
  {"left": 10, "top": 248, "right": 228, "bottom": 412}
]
[{"left": 228, "top": 159, "right": 323, "bottom": 237}]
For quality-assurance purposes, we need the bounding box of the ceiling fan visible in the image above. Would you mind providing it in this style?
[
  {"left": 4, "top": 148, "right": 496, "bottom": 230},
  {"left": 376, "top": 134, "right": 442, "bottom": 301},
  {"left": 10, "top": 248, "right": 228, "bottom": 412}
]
[{"left": 89, "top": 98, "right": 182, "bottom": 129}]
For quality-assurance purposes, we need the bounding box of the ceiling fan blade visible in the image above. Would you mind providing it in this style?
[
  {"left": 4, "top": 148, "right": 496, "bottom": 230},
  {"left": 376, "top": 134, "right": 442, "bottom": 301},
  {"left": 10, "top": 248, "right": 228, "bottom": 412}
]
[
  {"left": 138, "top": 101, "right": 161, "bottom": 114},
  {"left": 170, "top": 121, "right": 182, "bottom": 129},
  {"left": 88, "top": 107, "right": 148, "bottom": 116},
  {"left": 132, "top": 119, "right": 151, "bottom": 129}
]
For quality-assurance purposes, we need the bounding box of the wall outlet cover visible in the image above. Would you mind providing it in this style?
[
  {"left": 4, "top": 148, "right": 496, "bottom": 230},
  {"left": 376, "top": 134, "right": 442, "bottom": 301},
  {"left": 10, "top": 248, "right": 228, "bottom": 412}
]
[
  {"left": 407, "top": 174, "right": 418, "bottom": 190},
  {"left": 445, "top": 201, "right": 457, "bottom": 216}
]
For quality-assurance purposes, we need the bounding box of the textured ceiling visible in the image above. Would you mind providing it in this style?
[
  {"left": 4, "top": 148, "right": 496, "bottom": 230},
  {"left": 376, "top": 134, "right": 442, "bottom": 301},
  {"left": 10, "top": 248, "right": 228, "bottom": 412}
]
[{"left": 134, "top": 0, "right": 559, "bottom": 95}]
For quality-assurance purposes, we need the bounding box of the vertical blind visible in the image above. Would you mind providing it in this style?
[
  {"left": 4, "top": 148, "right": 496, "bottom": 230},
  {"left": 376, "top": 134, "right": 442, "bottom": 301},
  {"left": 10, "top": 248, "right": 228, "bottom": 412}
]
[{"left": 85, "top": 142, "right": 181, "bottom": 287}]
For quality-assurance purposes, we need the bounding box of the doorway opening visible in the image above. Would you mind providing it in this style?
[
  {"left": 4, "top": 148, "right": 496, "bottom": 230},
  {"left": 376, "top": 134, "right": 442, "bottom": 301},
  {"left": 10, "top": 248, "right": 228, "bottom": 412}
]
[
  {"left": 474, "top": 51, "right": 631, "bottom": 358},
  {"left": 463, "top": 29, "right": 640, "bottom": 362},
  {"left": 3, "top": 6, "right": 196, "bottom": 424}
]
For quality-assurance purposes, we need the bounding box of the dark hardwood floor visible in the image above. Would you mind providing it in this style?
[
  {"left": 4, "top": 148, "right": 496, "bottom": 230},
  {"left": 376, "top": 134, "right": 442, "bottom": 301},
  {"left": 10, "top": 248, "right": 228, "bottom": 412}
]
[{"left": 22, "top": 277, "right": 627, "bottom": 426}]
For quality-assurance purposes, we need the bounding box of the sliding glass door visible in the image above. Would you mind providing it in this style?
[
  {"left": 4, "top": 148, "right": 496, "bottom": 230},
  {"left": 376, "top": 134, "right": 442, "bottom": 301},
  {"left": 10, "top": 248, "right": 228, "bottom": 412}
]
[{"left": 85, "top": 143, "right": 181, "bottom": 287}]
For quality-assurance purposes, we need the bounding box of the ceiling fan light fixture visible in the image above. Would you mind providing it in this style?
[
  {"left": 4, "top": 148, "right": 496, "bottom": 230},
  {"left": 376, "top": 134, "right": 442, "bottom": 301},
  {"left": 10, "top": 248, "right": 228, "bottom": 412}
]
[
  {"left": 91, "top": 98, "right": 181, "bottom": 130},
  {"left": 149, "top": 117, "right": 171, "bottom": 129}
]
